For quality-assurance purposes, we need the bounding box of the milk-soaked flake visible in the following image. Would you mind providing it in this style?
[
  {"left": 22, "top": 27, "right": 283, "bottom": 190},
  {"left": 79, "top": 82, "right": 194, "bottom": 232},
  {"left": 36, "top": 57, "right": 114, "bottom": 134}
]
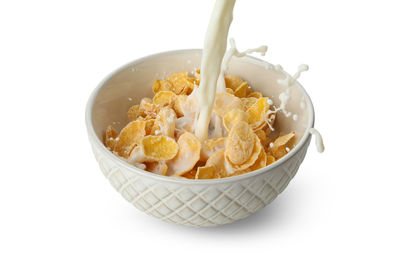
[
  {"left": 114, "top": 120, "right": 146, "bottom": 158},
  {"left": 200, "top": 137, "right": 226, "bottom": 162},
  {"left": 167, "top": 132, "right": 201, "bottom": 176},
  {"left": 155, "top": 107, "right": 176, "bottom": 138},
  {"left": 213, "top": 92, "right": 243, "bottom": 117},
  {"left": 223, "top": 108, "right": 249, "bottom": 131},
  {"left": 153, "top": 91, "right": 176, "bottom": 107},
  {"left": 208, "top": 113, "right": 225, "bottom": 139},
  {"left": 225, "top": 121, "right": 255, "bottom": 165}
]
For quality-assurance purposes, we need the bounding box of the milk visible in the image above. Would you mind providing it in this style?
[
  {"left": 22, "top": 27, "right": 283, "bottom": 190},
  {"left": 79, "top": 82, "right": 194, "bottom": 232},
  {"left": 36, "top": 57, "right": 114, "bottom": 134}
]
[{"left": 195, "top": 0, "right": 236, "bottom": 141}]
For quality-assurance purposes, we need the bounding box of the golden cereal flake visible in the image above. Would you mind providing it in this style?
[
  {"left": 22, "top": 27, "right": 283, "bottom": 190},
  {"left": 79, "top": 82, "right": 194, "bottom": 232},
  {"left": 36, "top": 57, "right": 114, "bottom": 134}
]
[
  {"left": 233, "top": 82, "right": 248, "bottom": 98},
  {"left": 181, "top": 162, "right": 205, "bottom": 179},
  {"left": 146, "top": 161, "right": 168, "bottom": 175},
  {"left": 225, "top": 75, "right": 243, "bottom": 91},
  {"left": 139, "top": 97, "right": 158, "bottom": 118},
  {"left": 152, "top": 80, "right": 161, "bottom": 94},
  {"left": 186, "top": 77, "right": 197, "bottom": 93},
  {"left": 248, "top": 147, "right": 267, "bottom": 171},
  {"left": 228, "top": 146, "right": 267, "bottom": 176},
  {"left": 270, "top": 131, "right": 295, "bottom": 159},
  {"left": 167, "top": 132, "right": 201, "bottom": 176},
  {"left": 205, "top": 150, "right": 229, "bottom": 178},
  {"left": 153, "top": 91, "right": 176, "bottom": 107},
  {"left": 128, "top": 145, "right": 146, "bottom": 163},
  {"left": 266, "top": 154, "right": 276, "bottom": 166},
  {"left": 141, "top": 135, "right": 179, "bottom": 161},
  {"left": 246, "top": 86, "right": 253, "bottom": 96},
  {"left": 223, "top": 108, "right": 249, "bottom": 132},
  {"left": 155, "top": 107, "right": 176, "bottom": 138},
  {"left": 168, "top": 72, "right": 192, "bottom": 94},
  {"left": 225, "top": 135, "right": 262, "bottom": 172},
  {"left": 247, "top": 91, "right": 262, "bottom": 98},
  {"left": 225, "top": 121, "right": 255, "bottom": 165},
  {"left": 173, "top": 95, "right": 188, "bottom": 117},
  {"left": 213, "top": 92, "right": 243, "bottom": 117},
  {"left": 152, "top": 79, "right": 174, "bottom": 94},
  {"left": 181, "top": 168, "right": 197, "bottom": 179},
  {"left": 195, "top": 166, "right": 220, "bottom": 179},
  {"left": 105, "top": 125, "right": 118, "bottom": 151},
  {"left": 144, "top": 119, "right": 155, "bottom": 135},
  {"left": 255, "top": 129, "right": 267, "bottom": 149},
  {"left": 127, "top": 105, "right": 141, "bottom": 121},
  {"left": 240, "top": 97, "right": 258, "bottom": 111},
  {"left": 200, "top": 137, "right": 226, "bottom": 162},
  {"left": 114, "top": 120, "right": 146, "bottom": 158},
  {"left": 247, "top": 97, "right": 269, "bottom": 125}
]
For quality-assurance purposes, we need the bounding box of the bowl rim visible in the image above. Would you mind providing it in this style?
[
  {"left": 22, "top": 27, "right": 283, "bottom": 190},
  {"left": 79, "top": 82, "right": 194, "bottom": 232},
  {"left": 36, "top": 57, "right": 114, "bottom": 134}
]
[{"left": 85, "top": 49, "right": 315, "bottom": 185}]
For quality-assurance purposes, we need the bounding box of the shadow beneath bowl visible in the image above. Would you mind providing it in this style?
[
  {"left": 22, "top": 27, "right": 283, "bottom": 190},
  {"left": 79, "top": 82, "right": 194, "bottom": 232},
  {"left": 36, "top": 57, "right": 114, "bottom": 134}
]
[
  {"left": 151, "top": 177, "right": 307, "bottom": 235},
  {"left": 196, "top": 187, "right": 299, "bottom": 235}
]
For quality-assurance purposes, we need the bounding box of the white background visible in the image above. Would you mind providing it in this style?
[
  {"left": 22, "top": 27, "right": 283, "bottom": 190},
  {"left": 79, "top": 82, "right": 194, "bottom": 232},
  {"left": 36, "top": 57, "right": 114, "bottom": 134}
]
[{"left": 1, "top": 0, "right": 399, "bottom": 266}]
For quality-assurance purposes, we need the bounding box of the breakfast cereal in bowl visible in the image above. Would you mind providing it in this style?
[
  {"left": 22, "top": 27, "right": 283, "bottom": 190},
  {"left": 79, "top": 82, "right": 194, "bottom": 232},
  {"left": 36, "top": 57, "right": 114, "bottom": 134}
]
[{"left": 104, "top": 71, "right": 298, "bottom": 180}]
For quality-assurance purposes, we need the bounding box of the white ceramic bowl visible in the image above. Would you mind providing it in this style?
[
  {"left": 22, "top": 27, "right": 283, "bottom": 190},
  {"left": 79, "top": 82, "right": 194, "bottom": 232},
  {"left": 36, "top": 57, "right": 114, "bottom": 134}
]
[{"left": 85, "top": 50, "right": 315, "bottom": 227}]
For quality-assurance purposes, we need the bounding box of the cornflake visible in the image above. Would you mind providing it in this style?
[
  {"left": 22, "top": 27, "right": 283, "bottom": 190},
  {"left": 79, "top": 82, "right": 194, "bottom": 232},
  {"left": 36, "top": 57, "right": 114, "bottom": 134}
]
[
  {"left": 155, "top": 107, "right": 176, "bottom": 138},
  {"left": 200, "top": 137, "right": 225, "bottom": 162},
  {"left": 173, "top": 95, "right": 188, "bottom": 117},
  {"left": 167, "top": 132, "right": 201, "bottom": 176},
  {"left": 205, "top": 150, "right": 229, "bottom": 177},
  {"left": 168, "top": 72, "right": 194, "bottom": 95},
  {"left": 223, "top": 108, "right": 249, "bottom": 131},
  {"left": 213, "top": 92, "right": 243, "bottom": 117},
  {"left": 225, "top": 121, "right": 255, "bottom": 165},
  {"left": 226, "top": 134, "right": 262, "bottom": 172},
  {"left": 153, "top": 91, "right": 176, "bottom": 107},
  {"left": 225, "top": 75, "right": 243, "bottom": 90},
  {"left": 105, "top": 125, "right": 118, "bottom": 151},
  {"left": 196, "top": 166, "right": 219, "bottom": 179},
  {"left": 146, "top": 161, "right": 168, "bottom": 175},
  {"left": 128, "top": 105, "right": 141, "bottom": 121},
  {"left": 153, "top": 79, "right": 173, "bottom": 94},
  {"left": 241, "top": 97, "right": 257, "bottom": 111},
  {"left": 113, "top": 120, "right": 146, "bottom": 158},
  {"left": 233, "top": 82, "right": 249, "bottom": 98},
  {"left": 270, "top": 131, "right": 295, "bottom": 159},
  {"left": 137, "top": 135, "right": 178, "bottom": 162}
]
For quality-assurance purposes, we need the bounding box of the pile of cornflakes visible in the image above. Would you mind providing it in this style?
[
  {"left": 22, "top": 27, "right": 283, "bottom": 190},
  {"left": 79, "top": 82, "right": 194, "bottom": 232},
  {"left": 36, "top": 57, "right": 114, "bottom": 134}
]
[{"left": 104, "top": 71, "right": 296, "bottom": 179}]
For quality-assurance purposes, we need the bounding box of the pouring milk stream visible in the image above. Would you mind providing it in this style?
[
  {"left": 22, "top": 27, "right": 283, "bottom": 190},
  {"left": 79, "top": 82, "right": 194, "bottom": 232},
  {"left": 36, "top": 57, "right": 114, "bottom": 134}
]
[{"left": 195, "top": 0, "right": 236, "bottom": 141}]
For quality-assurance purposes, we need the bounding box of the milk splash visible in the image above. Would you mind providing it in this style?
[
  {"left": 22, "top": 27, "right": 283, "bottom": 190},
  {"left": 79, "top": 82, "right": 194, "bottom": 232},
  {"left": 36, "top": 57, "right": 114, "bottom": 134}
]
[
  {"left": 309, "top": 128, "right": 325, "bottom": 153},
  {"left": 259, "top": 64, "right": 309, "bottom": 131},
  {"left": 217, "top": 38, "right": 268, "bottom": 92},
  {"left": 275, "top": 64, "right": 325, "bottom": 153},
  {"left": 277, "top": 64, "right": 309, "bottom": 118}
]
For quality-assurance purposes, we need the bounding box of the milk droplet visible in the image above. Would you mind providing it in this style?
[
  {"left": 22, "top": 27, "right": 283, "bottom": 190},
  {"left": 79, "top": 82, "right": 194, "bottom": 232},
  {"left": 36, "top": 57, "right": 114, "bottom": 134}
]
[{"left": 309, "top": 128, "right": 325, "bottom": 153}]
